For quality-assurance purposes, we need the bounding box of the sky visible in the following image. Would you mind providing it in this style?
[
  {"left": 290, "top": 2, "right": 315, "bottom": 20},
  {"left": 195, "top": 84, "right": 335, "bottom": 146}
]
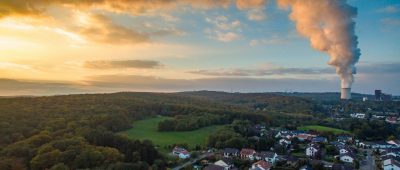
[{"left": 0, "top": 0, "right": 399, "bottom": 96}]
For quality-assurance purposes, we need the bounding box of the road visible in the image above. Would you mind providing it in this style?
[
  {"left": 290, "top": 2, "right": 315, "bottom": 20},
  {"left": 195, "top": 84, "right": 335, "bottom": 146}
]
[
  {"left": 171, "top": 152, "right": 213, "bottom": 170},
  {"left": 360, "top": 149, "right": 375, "bottom": 170}
]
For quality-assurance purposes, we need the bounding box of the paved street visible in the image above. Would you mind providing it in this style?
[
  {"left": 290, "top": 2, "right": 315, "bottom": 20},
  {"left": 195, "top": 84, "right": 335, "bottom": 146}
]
[
  {"left": 360, "top": 149, "right": 375, "bottom": 170},
  {"left": 172, "top": 153, "right": 213, "bottom": 170}
]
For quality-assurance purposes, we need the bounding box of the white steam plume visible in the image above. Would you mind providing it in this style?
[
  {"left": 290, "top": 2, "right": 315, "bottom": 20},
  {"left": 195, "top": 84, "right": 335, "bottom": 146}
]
[{"left": 277, "top": 0, "right": 361, "bottom": 88}]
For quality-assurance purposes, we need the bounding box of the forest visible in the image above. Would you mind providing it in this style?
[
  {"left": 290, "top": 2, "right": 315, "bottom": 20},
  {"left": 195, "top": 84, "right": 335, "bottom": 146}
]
[{"left": 0, "top": 91, "right": 399, "bottom": 169}]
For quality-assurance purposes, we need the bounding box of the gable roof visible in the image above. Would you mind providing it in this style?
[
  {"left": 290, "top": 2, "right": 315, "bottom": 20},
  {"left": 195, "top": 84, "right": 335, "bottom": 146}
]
[
  {"left": 241, "top": 148, "right": 256, "bottom": 155},
  {"left": 223, "top": 148, "right": 239, "bottom": 154},
  {"left": 340, "top": 152, "right": 356, "bottom": 159},
  {"left": 221, "top": 157, "right": 234, "bottom": 165},
  {"left": 253, "top": 160, "right": 272, "bottom": 170}
]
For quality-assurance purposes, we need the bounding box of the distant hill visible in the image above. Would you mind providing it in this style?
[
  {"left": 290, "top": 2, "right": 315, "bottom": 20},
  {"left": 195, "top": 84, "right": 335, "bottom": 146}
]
[
  {"left": 179, "top": 90, "right": 374, "bottom": 101},
  {"left": 271, "top": 92, "right": 375, "bottom": 101}
]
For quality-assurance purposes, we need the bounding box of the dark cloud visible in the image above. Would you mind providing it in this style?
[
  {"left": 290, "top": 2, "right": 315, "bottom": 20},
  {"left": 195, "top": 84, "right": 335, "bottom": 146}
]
[{"left": 84, "top": 60, "right": 162, "bottom": 69}]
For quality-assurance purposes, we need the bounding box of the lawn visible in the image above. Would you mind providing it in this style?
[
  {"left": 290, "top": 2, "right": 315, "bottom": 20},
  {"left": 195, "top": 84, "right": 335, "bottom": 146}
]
[
  {"left": 121, "top": 116, "right": 223, "bottom": 149},
  {"left": 298, "top": 125, "right": 350, "bottom": 134}
]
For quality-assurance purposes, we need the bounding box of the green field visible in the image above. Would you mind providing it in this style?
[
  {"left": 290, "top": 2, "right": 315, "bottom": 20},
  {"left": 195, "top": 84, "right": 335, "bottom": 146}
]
[
  {"left": 298, "top": 125, "right": 350, "bottom": 134},
  {"left": 122, "top": 116, "right": 223, "bottom": 149}
]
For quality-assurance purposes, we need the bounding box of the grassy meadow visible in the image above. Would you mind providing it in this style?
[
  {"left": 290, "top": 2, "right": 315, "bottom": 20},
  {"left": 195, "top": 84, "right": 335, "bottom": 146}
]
[
  {"left": 298, "top": 125, "right": 350, "bottom": 134},
  {"left": 122, "top": 116, "right": 223, "bottom": 150}
]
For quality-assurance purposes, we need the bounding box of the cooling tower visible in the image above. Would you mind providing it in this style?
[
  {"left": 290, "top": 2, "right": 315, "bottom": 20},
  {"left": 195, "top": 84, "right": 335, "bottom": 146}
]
[{"left": 341, "top": 88, "right": 351, "bottom": 100}]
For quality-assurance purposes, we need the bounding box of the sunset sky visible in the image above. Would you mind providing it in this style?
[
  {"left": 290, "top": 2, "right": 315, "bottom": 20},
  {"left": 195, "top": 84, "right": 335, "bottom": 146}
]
[{"left": 0, "top": 0, "right": 399, "bottom": 96}]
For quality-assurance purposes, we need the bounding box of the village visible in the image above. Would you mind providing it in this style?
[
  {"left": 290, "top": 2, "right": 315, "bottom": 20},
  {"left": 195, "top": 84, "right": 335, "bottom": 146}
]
[{"left": 170, "top": 124, "right": 400, "bottom": 170}]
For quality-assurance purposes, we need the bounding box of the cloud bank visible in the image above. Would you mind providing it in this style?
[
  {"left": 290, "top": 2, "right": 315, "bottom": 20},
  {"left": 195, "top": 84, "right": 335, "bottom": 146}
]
[
  {"left": 84, "top": 60, "right": 162, "bottom": 69},
  {"left": 1, "top": 62, "right": 399, "bottom": 96}
]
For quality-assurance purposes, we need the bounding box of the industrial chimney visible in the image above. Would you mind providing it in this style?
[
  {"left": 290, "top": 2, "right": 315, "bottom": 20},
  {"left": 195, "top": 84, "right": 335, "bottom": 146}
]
[{"left": 341, "top": 88, "right": 351, "bottom": 100}]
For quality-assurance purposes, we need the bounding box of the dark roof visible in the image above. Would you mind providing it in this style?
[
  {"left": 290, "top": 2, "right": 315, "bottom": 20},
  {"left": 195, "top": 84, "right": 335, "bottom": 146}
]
[
  {"left": 204, "top": 164, "right": 225, "bottom": 170},
  {"left": 223, "top": 148, "right": 239, "bottom": 154},
  {"left": 308, "top": 143, "right": 320, "bottom": 149},
  {"left": 264, "top": 151, "right": 276, "bottom": 158},
  {"left": 286, "top": 155, "right": 299, "bottom": 162},
  {"left": 332, "top": 163, "right": 354, "bottom": 170},
  {"left": 221, "top": 157, "right": 234, "bottom": 165},
  {"left": 384, "top": 148, "right": 400, "bottom": 153},
  {"left": 312, "top": 136, "right": 327, "bottom": 142},
  {"left": 340, "top": 152, "right": 356, "bottom": 158},
  {"left": 381, "top": 155, "right": 400, "bottom": 163},
  {"left": 330, "top": 141, "right": 345, "bottom": 146}
]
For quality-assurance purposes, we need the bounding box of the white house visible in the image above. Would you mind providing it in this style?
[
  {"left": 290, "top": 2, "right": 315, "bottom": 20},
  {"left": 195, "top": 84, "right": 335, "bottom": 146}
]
[
  {"left": 214, "top": 158, "right": 234, "bottom": 170},
  {"left": 179, "top": 151, "right": 190, "bottom": 159},
  {"left": 338, "top": 146, "right": 352, "bottom": 154},
  {"left": 173, "top": 146, "right": 190, "bottom": 159},
  {"left": 279, "top": 138, "right": 291, "bottom": 145},
  {"left": 255, "top": 151, "right": 277, "bottom": 165},
  {"left": 340, "top": 153, "right": 355, "bottom": 163},
  {"left": 350, "top": 113, "right": 365, "bottom": 119},
  {"left": 383, "top": 159, "right": 400, "bottom": 170},
  {"left": 306, "top": 143, "right": 320, "bottom": 157}
]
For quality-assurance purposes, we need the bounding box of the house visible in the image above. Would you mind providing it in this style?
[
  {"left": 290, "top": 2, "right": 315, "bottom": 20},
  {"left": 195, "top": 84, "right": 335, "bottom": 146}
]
[
  {"left": 255, "top": 151, "right": 277, "bottom": 164},
  {"left": 173, "top": 146, "right": 190, "bottom": 159},
  {"left": 386, "top": 117, "right": 398, "bottom": 124},
  {"left": 387, "top": 140, "right": 400, "bottom": 148},
  {"left": 179, "top": 150, "right": 190, "bottom": 159},
  {"left": 382, "top": 148, "right": 400, "bottom": 157},
  {"left": 337, "top": 146, "right": 353, "bottom": 154},
  {"left": 306, "top": 143, "right": 321, "bottom": 157},
  {"left": 382, "top": 158, "right": 400, "bottom": 170},
  {"left": 358, "top": 141, "right": 374, "bottom": 148},
  {"left": 240, "top": 148, "right": 256, "bottom": 160},
  {"left": 279, "top": 138, "right": 291, "bottom": 146},
  {"left": 372, "top": 141, "right": 397, "bottom": 149},
  {"left": 264, "top": 152, "right": 278, "bottom": 165},
  {"left": 350, "top": 113, "right": 365, "bottom": 119},
  {"left": 337, "top": 135, "right": 353, "bottom": 143},
  {"left": 204, "top": 164, "right": 225, "bottom": 170},
  {"left": 173, "top": 146, "right": 186, "bottom": 155},
  {"left": 250, "top": 160, "right": 272, "bottom": 170},
  {"left": 223, "top": 148, "right": 239, "bottom": 157},
  {"left": 297, "top": 134, "right": 314, "bottom": 141},
  {"left": 330, "top": 141, "right": 345, "bottom": 147},
  {"left": 339, "top": 153, "right": 355, "bottom": 163},
  {"left": 214, "top": 158, "right": 234, "bottom": 170},
  {"left": 312, "top": 136, "right": 328, "bottom": 143},
  {"left": 275, "top": 131, "right": 295, "bottom": 139}
]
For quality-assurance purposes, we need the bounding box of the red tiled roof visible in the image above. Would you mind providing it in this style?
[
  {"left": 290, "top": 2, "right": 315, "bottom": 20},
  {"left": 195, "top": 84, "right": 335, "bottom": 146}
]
[
  {"left": 254, "top": 160, "right": 272, "bottom": 170},
  {"left": 241, "top": 148, "right": 256, "bottom": 155}
]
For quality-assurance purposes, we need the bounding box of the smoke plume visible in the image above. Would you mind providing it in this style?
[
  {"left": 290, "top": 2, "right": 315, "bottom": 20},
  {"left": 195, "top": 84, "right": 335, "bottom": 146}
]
[{"left": 277, "top": 0, "right": 361, "bottom": 88}]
